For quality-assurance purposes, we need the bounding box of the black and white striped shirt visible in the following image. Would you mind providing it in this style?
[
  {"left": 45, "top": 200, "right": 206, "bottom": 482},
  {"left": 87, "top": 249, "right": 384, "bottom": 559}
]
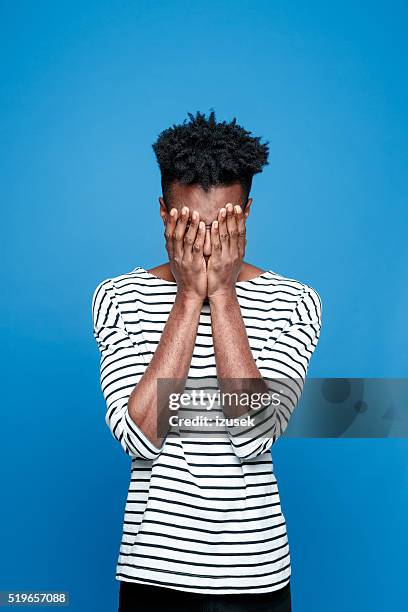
[{"left": 92, "top": 266, "right": 322, "bottom": 594}]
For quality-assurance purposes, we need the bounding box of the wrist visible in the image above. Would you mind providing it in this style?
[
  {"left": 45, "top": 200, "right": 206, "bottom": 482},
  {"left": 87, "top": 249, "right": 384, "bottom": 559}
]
[
  {"left": 176, "top": 290, "right": 205, "bottom": 308},
  {"left": 208, "top": 288, "right": 237, "bottom": 306}
]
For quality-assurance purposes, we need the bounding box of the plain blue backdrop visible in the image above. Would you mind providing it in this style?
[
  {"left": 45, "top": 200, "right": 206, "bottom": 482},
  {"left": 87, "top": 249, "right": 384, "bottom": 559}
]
[{"left": 1, "top": 1, "right": 407, "bottom": 610}]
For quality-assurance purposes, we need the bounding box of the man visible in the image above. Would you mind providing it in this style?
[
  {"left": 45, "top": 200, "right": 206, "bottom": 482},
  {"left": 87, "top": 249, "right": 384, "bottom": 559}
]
[{"left": 92, "top": 110, "right": 322, "bottom": 611}]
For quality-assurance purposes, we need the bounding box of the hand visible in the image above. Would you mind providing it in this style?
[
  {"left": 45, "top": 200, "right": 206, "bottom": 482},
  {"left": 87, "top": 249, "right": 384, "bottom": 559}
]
[
  {"left": 207, "top": 203, "right": 246, "bottom": 300},
  {"left": 164, "top": 206, "right": 207, "bottom": 301}
]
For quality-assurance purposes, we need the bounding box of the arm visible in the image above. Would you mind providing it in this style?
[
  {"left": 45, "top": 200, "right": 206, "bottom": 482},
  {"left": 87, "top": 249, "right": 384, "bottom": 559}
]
[
  {"left": 207, "top": 203, "right": 322, "bottom": 459},
  {"left": 210, "top": 286, "right": 322, "bottom": 459},
  {"left": 125, "top": 291, "right": 202, "bottom": 449},
  {"left": 92, "top": 206, "right": 207, "bottom": 458}
]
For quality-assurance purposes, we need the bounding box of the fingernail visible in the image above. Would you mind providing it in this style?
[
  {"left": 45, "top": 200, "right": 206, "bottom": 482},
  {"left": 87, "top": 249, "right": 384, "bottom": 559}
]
[
  {"left": 182, "top": 206, "right": 188, "bottom": 215},
  {"left": 234, "top": 205, "right": 241, "bottom": 214},
  {"left": 221, "top": 208, "right": 226, "bottom": 218},
  {"left": 192, "top": 211, "right": 198, "bottom": 220},
  {"left": 170, "top": 208, "right": 176, "bottom": 217},
  {"left": 199, "top": 221, "right": 205, "bottom": 229},
  {"left": 213, "top": 220, "right": 218, "bottom": 229},
  {"left": 227, "top": 203, "right": 233, "bottom": 212}
]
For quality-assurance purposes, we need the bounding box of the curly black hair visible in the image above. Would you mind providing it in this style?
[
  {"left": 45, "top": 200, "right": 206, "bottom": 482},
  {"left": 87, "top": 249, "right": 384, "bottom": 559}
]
[{"left": 152, "top": 110, "right": 269, "bottom": 207}]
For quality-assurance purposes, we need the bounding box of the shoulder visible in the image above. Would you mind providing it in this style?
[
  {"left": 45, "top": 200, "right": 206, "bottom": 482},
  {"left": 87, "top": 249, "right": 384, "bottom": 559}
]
[
  {"left": 247, "top": 267, "right": 322, "bottom": 321},
  {"left": 275, "top": 271, "right": 321, "bottom": 305},
  {"left": 243, "top": 264, "right": 319, "bottom": 294},
  {"left": 91, "top": 267, "right": 148, "bottom": 308},
  {"left": 273, "top": 271, "right": 322, "bottom": 326},
  {"left": 279, "top": 271, "right": 321, "bottom": 313}
]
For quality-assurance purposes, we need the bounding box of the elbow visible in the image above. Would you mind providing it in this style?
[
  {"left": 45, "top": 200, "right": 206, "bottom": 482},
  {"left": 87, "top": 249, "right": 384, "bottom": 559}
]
[
  {"left": 229, "top": 437, "right": 274, "bottom": 460},
  {"left": 105, "top": 403, "right": 164, "bottom": 461}
]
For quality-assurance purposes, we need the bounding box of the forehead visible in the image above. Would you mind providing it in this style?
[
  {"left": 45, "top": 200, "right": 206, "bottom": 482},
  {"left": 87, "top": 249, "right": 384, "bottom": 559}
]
[{"left": 168, "top": 181, "right": 245, "bottom": 224}]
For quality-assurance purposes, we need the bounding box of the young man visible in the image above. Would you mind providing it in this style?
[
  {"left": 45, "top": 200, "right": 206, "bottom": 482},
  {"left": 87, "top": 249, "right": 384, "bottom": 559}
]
[{"left": 92, "top": 111, "right": 322, "bottom": 611}]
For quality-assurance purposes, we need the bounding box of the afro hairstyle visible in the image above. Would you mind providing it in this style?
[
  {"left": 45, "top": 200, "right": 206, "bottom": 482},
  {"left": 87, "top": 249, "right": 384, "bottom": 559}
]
[{"left": 152, "top": 110, "right": 269, "bottom": 207}]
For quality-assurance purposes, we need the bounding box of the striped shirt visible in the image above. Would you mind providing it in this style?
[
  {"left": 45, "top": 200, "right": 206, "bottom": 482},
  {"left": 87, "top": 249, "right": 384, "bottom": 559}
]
[{"left": 92, "top": 265, "right": 322, "bottom": 594}]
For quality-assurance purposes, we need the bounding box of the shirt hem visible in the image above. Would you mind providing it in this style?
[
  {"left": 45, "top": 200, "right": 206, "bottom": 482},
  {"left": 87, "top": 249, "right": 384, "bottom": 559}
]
[{"left": 115, "top": 573, "right": 291, "bottom": 595}]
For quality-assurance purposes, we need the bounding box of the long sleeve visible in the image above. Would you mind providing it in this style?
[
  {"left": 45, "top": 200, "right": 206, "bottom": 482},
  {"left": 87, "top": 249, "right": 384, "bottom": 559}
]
[
  {"left": 92, "top": 279, "right": 164, "bottom": 461},
  {"left": 227, "top": 286, "right": 322, "bottom": 460}
]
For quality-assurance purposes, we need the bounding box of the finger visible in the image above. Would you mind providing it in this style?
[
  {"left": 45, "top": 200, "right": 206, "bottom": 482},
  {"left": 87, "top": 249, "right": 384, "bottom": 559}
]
[
  {"left": 218, "top": 207, "right": 229, "bottom": 255},
  {"left": 182, "top": 210, "right": 200, "bottom": 262},
  {"left": 234, "top": 204, "right": 246, "bottom": 259},
  {"left": 192, "top": 221, "right": 206, "bottom": 259},
  {"left": 165, "top": 208, "right": 178, "bottom": 260},
  {"left": 225, "top": 202, "right": 238, "bottom": 257},
  {"left": 173, "top": 206, "right": 189, "bottom": 261},
  {"left": 210, "top": 219, "right": 221, "bottom": 260}
]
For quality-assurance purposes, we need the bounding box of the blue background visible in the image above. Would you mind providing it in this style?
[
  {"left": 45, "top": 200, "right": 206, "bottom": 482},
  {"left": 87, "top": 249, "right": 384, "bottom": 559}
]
[{"left": 1, "top": 1, "right": 407, "bottom": 610}]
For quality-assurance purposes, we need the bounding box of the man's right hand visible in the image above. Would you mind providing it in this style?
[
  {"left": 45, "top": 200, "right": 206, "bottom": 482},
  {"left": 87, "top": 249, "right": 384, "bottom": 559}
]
[{"left": 165, "top": 206, "right": 207, "bottom": 301}]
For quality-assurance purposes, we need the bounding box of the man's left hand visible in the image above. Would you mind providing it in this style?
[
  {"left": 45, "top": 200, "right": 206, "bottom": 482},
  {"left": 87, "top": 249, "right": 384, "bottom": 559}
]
[{"left": 206, "top": 203, "right": 246, "bottom": 300}]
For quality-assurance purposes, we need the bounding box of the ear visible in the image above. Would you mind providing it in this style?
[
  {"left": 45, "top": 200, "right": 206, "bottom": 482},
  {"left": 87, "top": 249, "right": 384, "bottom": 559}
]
[
  {"left": 244, "top": 197, "right": 253, "bottom": 219},
  {"left": 159, "top": 197, "right": 167, "bottom": 225}
]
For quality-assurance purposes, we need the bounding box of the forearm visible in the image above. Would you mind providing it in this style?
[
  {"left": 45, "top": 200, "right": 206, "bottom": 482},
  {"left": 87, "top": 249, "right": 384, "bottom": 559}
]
[
  {"left": 209, "top": 290, "right": 269, "bottom": 417},
  {"left": 127, "top": 291, "right": 203, "bottom": 448}
]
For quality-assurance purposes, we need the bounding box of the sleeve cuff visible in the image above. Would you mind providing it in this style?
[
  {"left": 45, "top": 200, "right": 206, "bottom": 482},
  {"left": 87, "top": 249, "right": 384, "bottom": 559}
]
[{"left": 124, "top": 411, "right": 164, "bottom": 460}]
